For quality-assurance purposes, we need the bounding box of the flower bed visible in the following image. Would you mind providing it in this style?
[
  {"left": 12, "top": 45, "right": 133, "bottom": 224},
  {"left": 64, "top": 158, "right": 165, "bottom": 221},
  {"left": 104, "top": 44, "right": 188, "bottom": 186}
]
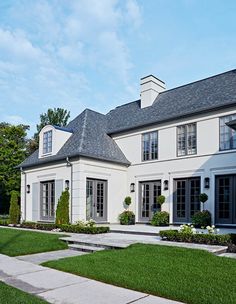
[{"left": 0, "top": 221, "right": 110, "bottom": 234}]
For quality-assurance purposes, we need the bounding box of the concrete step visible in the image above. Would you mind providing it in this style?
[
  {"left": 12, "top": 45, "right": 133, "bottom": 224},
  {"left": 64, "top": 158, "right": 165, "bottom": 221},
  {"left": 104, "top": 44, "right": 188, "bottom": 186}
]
[
  {"left": 68, "top": 244, "right": 105, "bottom": 253},
  {"left": 60, "top": 237, "right": 128, "bottom": 250},
  {"left": 210, "top": 246, "right": 228, "bottom": 255}
]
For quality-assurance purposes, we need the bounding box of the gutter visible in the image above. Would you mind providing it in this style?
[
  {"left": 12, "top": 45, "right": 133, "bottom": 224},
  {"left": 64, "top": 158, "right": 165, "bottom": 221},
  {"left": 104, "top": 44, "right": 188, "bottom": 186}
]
[
  {"left": 66, "top": 157, "right": 73, "bottom": 223},
  {"left": 20, "top": 167, "right": 26, "bottom": 222}
]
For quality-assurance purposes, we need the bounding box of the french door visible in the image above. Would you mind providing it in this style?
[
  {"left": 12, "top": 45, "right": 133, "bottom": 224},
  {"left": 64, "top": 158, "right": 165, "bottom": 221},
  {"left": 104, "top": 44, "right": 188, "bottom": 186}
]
[
  {"left": 139, "top": 180, "right": 161, "bottom": 221},
  {"left": 86, "top": 179, "right": 107, "bottom": 222},
  {"left": 215, "top": 175, "right": 236, "bottom": 224},
  {"left": 40, "top": 181, "right": 55, "bottom": 221},
  {"left": 173, "top": 177, "right": 201, "bottom": 223}
]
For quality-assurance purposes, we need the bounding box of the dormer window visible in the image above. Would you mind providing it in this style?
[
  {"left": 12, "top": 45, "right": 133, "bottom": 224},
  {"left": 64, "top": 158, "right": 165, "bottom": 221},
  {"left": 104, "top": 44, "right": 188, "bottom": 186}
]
[{"left": 43, "top": 130, "right": 52, "bottom": 154}]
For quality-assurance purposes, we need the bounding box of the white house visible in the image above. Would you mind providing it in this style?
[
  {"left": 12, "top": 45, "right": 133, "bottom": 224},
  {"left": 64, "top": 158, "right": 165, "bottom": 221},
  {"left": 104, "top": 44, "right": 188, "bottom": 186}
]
[{"left": 19, "top": 69, "right": 236, "bottom": 226}]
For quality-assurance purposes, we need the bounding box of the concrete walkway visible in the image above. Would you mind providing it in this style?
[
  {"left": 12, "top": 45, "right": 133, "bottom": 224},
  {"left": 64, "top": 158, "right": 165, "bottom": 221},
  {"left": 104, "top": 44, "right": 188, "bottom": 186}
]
[
  {"left": 16, "top": 249, "right": 87, "bottom": 265},
  {"left": 0, "top": 254, "right": 182, "bottom": 304},
  {"left": 106, "top": 224, "right": 236, "bottom": 235}
]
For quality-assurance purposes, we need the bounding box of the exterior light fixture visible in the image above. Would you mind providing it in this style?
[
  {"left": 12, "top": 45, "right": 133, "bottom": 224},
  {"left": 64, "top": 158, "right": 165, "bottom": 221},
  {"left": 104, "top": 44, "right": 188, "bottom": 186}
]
[
  {"left": 163, "top": 180, "right": 169, "bottom": 191},
  {"left": 204, "top": 177, "right": 210, "bottom": 189},
  {"left": 26, "top": 184, "right": 30, "bottom": 194},
  {"left": 130, "top": 183, "right": 135, "bottom": 193},
  {"left": 65, "top": 180, "right": 70, "bottom": 190}
]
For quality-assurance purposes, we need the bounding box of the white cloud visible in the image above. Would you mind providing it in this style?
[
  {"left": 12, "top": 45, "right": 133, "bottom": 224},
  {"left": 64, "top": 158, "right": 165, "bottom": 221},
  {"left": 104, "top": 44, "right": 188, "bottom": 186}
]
[{"left": 125, "top": 0, "right": 142, "bottom": 29}]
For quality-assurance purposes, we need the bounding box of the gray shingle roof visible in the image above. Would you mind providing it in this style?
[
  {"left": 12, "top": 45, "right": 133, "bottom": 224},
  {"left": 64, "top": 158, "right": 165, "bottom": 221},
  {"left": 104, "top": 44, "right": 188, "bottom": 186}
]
[
  {"left": 20, "top": 69, "right": 236, "bottom": 168},
  {"left": 19, "top": 109, "right": 130, "bottom": 168},
  {"left": 107, "top": 69, "right": 236, "bottom": 134}
]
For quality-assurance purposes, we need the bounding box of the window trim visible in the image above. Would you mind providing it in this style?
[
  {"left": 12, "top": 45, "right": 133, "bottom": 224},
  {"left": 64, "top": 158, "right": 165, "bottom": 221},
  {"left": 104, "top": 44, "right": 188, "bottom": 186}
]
[
  {"left": 43, "top": 130, "right": 53, "bottom": 155},
  {"left": 219, "top": 114, "right": 236, "bottom": 151},
  {"left": 141, "top": 131, "right": 158, "bottom": 162},
  {"left": 176, "top": 123, "right": 197, "bottom": 157}
]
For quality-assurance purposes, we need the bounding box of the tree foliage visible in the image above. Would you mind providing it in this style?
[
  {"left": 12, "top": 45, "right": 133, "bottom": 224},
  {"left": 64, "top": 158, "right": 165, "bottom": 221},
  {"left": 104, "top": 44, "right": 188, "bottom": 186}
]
[
  {"left": 0, "top": 123, "right": 28, "bottom": 206},
  {"left": 56, "top": 189, "right": 70, "bottom": 225},
  {"left": 9, "top": 190, "right": 20, "bottom": 224}
]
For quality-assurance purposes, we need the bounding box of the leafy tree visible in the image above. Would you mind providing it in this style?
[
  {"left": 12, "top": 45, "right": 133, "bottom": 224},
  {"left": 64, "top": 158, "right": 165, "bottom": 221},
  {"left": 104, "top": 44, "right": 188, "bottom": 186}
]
[
  {"left": 9, "top": 190, "right": 20, "bottom": 224},
  {"left": 56, "top": 189, "right": 70, "bottom": 225},
  {"left": 0, "top": 123, "right": 28, "bottom": 213},
  {"left": 30, "top": 108, "right": 70, "bottom": 153}
]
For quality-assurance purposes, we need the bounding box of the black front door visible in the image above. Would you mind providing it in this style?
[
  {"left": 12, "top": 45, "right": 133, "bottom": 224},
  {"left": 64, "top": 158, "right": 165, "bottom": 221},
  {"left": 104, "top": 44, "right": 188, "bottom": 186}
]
[
  {"left": 40, "top": 181, "right": 55, "bottom": 221},
  {"left": 86, "top": 179, "right": 107, "bottom": 222},
  {"left": 173, "top": 177, "right": 201, "bottom": 223},
  {"left": 215, "top": 175, "right": 236, "bottom": 224},
  {"left": 139, "top": 180, "right": 161, "bottom": 221}
]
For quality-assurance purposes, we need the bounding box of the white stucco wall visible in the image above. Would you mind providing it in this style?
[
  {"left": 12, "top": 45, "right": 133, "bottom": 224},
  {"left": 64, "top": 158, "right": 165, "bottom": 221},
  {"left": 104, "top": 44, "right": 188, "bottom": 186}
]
[
  {"left": 113, "top": 107, "right": 236, "bottom": 224},
  {"left": 21, "top": 158, "right": 128, "bottom": 224}
]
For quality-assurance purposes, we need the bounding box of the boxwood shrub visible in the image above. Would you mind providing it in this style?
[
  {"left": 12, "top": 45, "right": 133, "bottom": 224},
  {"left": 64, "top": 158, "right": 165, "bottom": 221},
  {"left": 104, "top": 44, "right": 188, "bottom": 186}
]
[
  {"left": 159, "top": 229, "right": 231, "bottom": 246},
  {"left": 15, "top": 222, "right": 110, "bottom": 234}
]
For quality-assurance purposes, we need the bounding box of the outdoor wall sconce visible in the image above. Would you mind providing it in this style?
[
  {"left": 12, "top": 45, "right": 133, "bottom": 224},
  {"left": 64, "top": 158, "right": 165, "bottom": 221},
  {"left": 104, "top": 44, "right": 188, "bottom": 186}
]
[
  {"left": 204, "top": 177, "right": 210, "bottom": 189},
  {"left": 130, "top": 183, "right": 135, "bottom": 193},
  {"left": 26, "top": 184, "right": 30, "bottom": 194},
  {"left": 163, "top": 180, "right": 169, "bottom": 191},
  {"left": 65, "top": 180, "right": 70, "bottom": 190}
]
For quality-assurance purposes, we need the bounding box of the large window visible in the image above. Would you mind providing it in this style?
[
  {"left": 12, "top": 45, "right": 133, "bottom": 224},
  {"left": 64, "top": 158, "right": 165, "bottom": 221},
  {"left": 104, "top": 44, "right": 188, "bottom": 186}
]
[
  {"left": 219, "top": 115, "right": 236, "bottom": 150},
  {"left": 177, "top": 123, "right": 196, "bottom": 156},
  {"left": 142, "top": 131, "right": 158, "bottom": 161},
  {"left": 43, "top": 130, "right": 52, "bottom": 154}
]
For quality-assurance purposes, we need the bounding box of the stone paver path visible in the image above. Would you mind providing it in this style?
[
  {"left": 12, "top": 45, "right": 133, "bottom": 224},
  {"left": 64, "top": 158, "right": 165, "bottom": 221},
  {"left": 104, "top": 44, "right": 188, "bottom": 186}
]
[
  {"left": 60, "top": 232, "right": 228, "bottom": 255},
  {"left": 16, "top": 249, "right": 87, "bottom": 264},
  {"left": 0, "top": 254, "right": 182, "bottom": 304}
]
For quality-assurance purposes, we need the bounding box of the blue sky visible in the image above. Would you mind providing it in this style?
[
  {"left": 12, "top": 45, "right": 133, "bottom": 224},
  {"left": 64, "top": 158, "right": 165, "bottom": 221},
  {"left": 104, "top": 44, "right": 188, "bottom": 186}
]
[{"left": 0, "top": 0, "right": 236, "bottom": 136}]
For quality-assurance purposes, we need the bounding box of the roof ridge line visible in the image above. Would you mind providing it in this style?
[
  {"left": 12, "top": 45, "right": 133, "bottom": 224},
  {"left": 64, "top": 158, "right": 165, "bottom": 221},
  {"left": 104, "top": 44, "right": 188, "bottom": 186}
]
[
  {"left": 78, "top": 109, "right": 88, "bottom": 152},
  {"left": 159, "top": 68, "right": 236, "bottom": 95}
]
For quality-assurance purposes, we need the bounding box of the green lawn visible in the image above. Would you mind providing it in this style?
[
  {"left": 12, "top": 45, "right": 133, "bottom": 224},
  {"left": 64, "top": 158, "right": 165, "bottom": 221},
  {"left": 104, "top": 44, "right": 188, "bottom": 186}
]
[
  {"left": 44, "top": 244, "right": 236, "bottom": 304},
  {"left": 0, "top": 281, "right": 48, "bottom": 304},
  {"left": 0, "top": 227, "right": 67, "bottom": 256}
]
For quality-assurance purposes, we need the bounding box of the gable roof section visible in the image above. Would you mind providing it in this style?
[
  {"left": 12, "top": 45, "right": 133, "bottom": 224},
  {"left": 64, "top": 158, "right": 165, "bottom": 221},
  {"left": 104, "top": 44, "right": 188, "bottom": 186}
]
[
  {"left": 19, "top": 109, "right": 130, "bottom": 168},
  {"left": 107, "top": 69, "right": 236, "bottom": 134}
]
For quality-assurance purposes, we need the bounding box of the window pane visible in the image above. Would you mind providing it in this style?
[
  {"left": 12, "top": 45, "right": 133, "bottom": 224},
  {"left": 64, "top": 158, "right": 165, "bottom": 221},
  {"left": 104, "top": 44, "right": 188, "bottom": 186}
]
[
  {"left": 220, "top": 115, "right": 236, "bottom": 150},
  {"left": 177, "top": 124, "right": 196, "bottom": 156},
  {"left": 187, "top": 124, "right": 196, "bottom": 155},
  {"left": 43, "top": 130, "right": 52, "bottom": 154},
  {"left": 177, "top": 126, "right": 186, "bottom": 156},
  {"left": 142, "top": 131, "right": 158, "bottom": 161}
]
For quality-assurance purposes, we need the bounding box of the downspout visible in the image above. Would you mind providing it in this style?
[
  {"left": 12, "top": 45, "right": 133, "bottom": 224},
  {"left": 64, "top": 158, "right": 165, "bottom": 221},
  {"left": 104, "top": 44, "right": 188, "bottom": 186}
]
[
  {"left": 20, "top": 167, "right": 26, "bottom": 222},
  {"left": 66, "top": 157, "right": 73, "bottom": 223}
]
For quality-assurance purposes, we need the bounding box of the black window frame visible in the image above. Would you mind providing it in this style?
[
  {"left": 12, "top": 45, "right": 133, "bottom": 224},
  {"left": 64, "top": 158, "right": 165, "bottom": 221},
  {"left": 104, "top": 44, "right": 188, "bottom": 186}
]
[
  {"left": 177, "top": 123, "right": 197, "bottom": 157},
  {"left": 43, "top": 130, "right": 52, "bottom": 154},
  {"left": 219, "top": 114, "right": 236, "bottom": 151},
  {"left": 141, "top": 131, "right": 158, "bottom": 161}
]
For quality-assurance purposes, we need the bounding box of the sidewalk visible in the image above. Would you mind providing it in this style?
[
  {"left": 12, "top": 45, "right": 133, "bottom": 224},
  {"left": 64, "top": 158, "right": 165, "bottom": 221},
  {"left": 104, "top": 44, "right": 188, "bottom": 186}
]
[{"left": 0, "top": 254, "right": 182, "bottom": 304}]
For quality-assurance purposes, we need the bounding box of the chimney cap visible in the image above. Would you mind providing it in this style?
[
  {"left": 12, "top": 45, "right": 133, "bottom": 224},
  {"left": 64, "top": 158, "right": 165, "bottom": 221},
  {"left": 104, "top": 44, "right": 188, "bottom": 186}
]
[{"left": 140, "top": 74, "right": 165, "bottom": 85}]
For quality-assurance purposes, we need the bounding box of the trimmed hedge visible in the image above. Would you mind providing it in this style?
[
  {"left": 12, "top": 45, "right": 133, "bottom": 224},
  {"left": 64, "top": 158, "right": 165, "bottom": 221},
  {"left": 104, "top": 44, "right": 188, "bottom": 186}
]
[
  {"left": 60, "top": 224, "right": 109, "bottom": 234},
  {"left": 18, "top": 222, "right": 110, "bottom": 234},
  {"left": 159, "top": 230, "right": 231, "bottom": 246}
]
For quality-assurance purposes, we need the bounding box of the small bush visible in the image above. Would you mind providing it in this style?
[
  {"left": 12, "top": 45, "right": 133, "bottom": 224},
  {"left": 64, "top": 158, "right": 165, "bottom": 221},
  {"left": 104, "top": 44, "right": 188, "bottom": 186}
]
[
  {"left": 157, "top": 195, "right": 165, "bottom": 210},
  {"left": 159, "top": 230, "right": 231, "bottom": 246},
  {"left": 56, "top": 189, "right": 70, "bottom": 225},
  {"left": 199, "top": 193, "right": 208, "bottom": 204},
  {"left": 119, "top": 211, "right": 135, "bottom": 225},
  {"left": 9, "top": 191, "right": 20, "bottom": 224},
  {"left": 192, "top": 210, "right": 212, "bottom": 228},
  {"left": 124, "top": 196, "right": 132, "bottom": 207},
  {"left": 151, "top": 211, "right": 169, "bottom": 226}
]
